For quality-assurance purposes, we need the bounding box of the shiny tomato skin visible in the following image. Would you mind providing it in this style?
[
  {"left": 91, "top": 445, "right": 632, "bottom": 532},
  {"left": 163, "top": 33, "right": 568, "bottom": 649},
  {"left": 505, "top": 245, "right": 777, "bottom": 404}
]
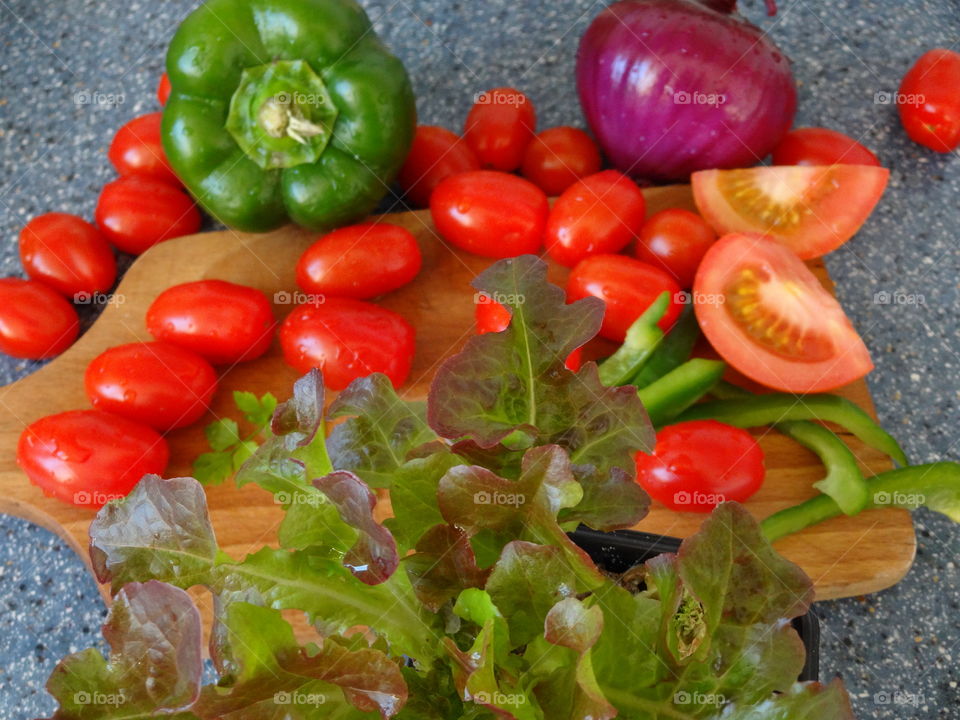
[
  {"left": 566, "top": 255, "right": 682, "bottom": 342},
  {"left": 431, "top": 171, "right": 548, "bottom": 258},
  {"left": 108, "top": 112, "right": 179, "bottom": 185},
  {"left": 157, "top": 72, "right": 171, "bottom": 105},
  {"left": 19, "top": 213, "right": 117, "bottom": 297},
  {"left": 694, "top": 233, "right": 873, "bottom": 393},
  {"left": 898, "top": 48, "right": 960, "bottom": 152},
  {"left": 634, "top": 208, "right": 717, "bottom": 289},
  {"left": 545, "top": 170, "right": 646, "bottom": 267},
  {"left": 146, "top": 280, "right": 275, "bottom": 365},
  {"left": 296, "top": 223, "right": 422, "bottom": 300},
  {"left": 95, "top": 176, "right": 201, "bottom": 255},
  {"left": 0, "top": 278, "right": 79, "bottom": 359},
  {"left": 521, "top": 126, "right": 602, "bottom": 196},
  {"left": 280, "top": 297, "right": 415, "bottom": 391},
  {"left": 17, "top": 410, "right": 169, "bottom": 507},
  {"left": 84, "top": 342, "right": 218, "bottom": 431},
  {"left": 634, "top": 420, "right": 765, "bottom": 513},
  {"left": 398, "top": 126, "right": 481, "bottom": 208},
  {"left": 474, "top": 299, "right": 581, "bottom": 371},
  {"left": 771, "top": 127, "right": 880, "bottom": 166},
  {"left": 464, "top": 88, "right": 537, "bottom": 171}
]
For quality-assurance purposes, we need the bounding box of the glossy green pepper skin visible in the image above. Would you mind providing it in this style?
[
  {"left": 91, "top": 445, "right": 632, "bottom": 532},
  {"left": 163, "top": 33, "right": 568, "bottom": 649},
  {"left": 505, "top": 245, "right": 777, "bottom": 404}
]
[{"left": 161, "top": 0, "right": 417, "bottom": 232}]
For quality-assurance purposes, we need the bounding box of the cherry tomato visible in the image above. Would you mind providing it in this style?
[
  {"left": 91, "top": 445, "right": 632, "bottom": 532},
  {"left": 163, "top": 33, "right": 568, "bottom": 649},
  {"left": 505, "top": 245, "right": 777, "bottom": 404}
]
[
  {"left": 566, "top": 255, "right": 681, "bottom": 342},
  {"left": 898, "top": 48, "right": 960, "bottom": 152},
  {"left": 634, "top": 420, "right": 765, "bottom": 513},
  {"left": 463, "top": 88, "right": 536, "bottom": 171},
  {"left": 296, "top": 223, "right": 422, "bottom": 300},
  {"left": 280, "top": 297, "right": 415, "bottom": 391},
  {"left": 474, "top": 299, "right": 581, "bottom": 372},
  {"left": 431, "top": 171, "right": 548, "bottom": 258},
  {"left": 398, "top": 126, "right": 481, "bottom": 208},
  {"left": 634, "top": 209, "right": 717, "bottom": 289},
  {"left": 521, "top": 126, "right": 602, "bottom": 196},
  {"left": 19, "top": 213, "right": 117, "bottom": 297},
  {"left": 157, "top": 72, "right": 171, "bottom": 106},
  {"left": 95, "top": 176, "right": 201, "bottom": 255},
  {"left": 771, "top": 127, "right": 880, "bottom": 166},
  {"left": 108, "top": 112, "right": 179, "bottom": 185},
  {"left": 0, "top": 278, "right": 79, "bottom": 359},
  {"left": 146, "top": 280, "right": 275, "bottom": 365},
  {"left": 545, "top": 170, "right": 646, "bottom": 267},
  {"left": 694, "top": 233, "right": 872, "bottom": 393},
  {"left": 17, "top": 410, "right": 168, "bottom": 507},
  {"left": 692, "top": 165, "right": 889, "bottom": 260},
  {"left": 85, "top": 342, "right": 218, "bottom": 431}
]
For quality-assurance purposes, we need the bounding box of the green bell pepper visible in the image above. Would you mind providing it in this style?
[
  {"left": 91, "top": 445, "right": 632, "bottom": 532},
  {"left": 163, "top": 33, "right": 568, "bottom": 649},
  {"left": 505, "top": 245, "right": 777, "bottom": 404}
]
[
  {"left": 598, "top": 292, "right": 669, "bottom": 387},
  {"left": 162, "top": 0, "right": 417, "bottom": 232},
  {"left": 630, "top": 305, "right": 700, "bottom": 388},
  {"left": 638, "top": 358, "right": 726, "bottom": 427}
]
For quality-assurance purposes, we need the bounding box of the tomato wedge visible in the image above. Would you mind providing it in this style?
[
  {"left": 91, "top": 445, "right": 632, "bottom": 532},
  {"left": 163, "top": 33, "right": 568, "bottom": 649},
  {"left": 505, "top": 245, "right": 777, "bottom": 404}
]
[
  {"left": 691, "top": 165, "right": 889, "bottom": 259},
  {"left": 693, "top": 233, "right": 872, "bottom": 393}
]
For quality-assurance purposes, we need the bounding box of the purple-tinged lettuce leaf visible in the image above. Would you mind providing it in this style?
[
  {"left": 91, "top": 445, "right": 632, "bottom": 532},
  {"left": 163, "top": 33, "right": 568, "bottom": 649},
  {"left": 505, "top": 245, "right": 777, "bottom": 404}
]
[
  {"left": 312, "top": 470, "right": 399, "bottom": 585},
  {"left": 89, "top": 475, "right": 217, "bottom": 593},
  {"left": 404, "top": 524, "right": 489, "bottom": 612},
  {"left": 559, "top": 465, "right": 649, "bottom": 532},
  {"left": 276, "top": 491, "right": 355, "bottom": 552},
  {"left": 327, "top": 373, "right": 438, "bottom": 488},
  {"left": 543, "top": 597, "right": 603, "bottom": 652},
  {"left": 385, "top": 451, "right": 465, "bottom": 553},
  {"left": 45, "top": 581, "right": 202, "bottom": 719},
  {"left": 706, "top": 680, "right": 855, "bottom": 720}
]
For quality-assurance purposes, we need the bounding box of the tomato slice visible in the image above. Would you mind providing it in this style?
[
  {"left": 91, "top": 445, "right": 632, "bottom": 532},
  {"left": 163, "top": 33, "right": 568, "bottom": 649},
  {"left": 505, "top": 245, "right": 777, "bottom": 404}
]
[
  {"left": 692, "top": 165, "right": 889, "bottom": 259},
  {"left": 693, "top": 233, "right": 873, "bottom": 393}
]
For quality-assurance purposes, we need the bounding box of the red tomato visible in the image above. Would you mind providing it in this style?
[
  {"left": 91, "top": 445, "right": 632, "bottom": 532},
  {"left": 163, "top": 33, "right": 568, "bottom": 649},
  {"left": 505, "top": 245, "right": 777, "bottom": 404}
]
[
  {"left": 474, "top": 299, "right": 581, "bottom": 372},
  {"left": 17, "top": 410, "right": 168, "bottom": 507},
  {"left": 544, "top": 170, "right": 646, "bottom": 267},
  {"left": 280, "top": 297, "right": 415, "bottom": 391},
  {"left": 146, "top": 280, "right": 275, "bottom": 365},
  {"left": 566, "top": 255, "right": 682, "bottom": 342},
  {"left": 398, "top": 126, "right": 481, "bottom": 208},
  {"left": 463, "top": 88, "right": 536, "bottom": 171},
  {"left": 634, "top": 420, "right": 765, "bottom": 513},
  {"left": 108, "top": 112, "right": 179, "bottom": 185},
  {"left": 431, "top": 171, "right": 547, "bottom": 258},
  {"left": 0, "top": 278, "right": 79, "bottom": 359},
  {"left": 85, "top": 342, "right": 218, "bottom": 431},
  {"left": 521, "top": 126, "right": 602, "bottom": 196},
  {"left": 771, "top": 127, "right": 880, "bottom": 166},
  {"left": 692, "top": 165, "right": 889, "bottom": 260},
  {"left": 157, "top": 72, "right": 172, "bottom": 106},
  {"left": 95, "top": 176, "right": 201, "bottom": 255},
  {"left": 898, "top": 48, "right": 960, "bottom": 152},
  {"left": 694, "top": 233, "right": 872, "bottom": 393},
  {"left": 296, "top": 223, "right": 421, "bottom": 300},
  {"left": 634, "top": 209, "right": 717, "bottom": 289},
  {"left": 19, "top": 213, "right": 117, "bottom": 297}
]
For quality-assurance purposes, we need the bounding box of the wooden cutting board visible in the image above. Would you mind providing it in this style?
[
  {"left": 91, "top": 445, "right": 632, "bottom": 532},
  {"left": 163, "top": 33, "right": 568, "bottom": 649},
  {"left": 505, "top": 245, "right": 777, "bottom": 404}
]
[{"left": 0, "top": 185, "right": 915, "bottom": 605}]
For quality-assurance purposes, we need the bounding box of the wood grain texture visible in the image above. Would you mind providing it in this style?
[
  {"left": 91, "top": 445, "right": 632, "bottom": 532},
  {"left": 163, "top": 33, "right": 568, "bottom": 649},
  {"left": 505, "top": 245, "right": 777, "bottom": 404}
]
[{"left": 0, "top": 185, "right": 915, "bottom": 606}]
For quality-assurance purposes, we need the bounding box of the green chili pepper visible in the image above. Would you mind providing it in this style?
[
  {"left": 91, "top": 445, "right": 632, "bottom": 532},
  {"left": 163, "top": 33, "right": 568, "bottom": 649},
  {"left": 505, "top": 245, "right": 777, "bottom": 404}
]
[
  {"left": 630, "top": 305, "right": 700, "bottom": 388},
  {"left": 710, "top": 382, "right": 868, "bottom": 515},
  {"left": 598, "top": 292, "right": 669, "bottom": 387},
  {"left": 761, "top": 463, "right": 960, "bottom": 541},
  {"left": 638, "top": 359, "right": 726, "bottom": 427},
  {"left": 162, "top": 0, "right": 416, "bottom": 232},
  {"left": 676, "top": 393, "right": 908, "bottom": 467}
]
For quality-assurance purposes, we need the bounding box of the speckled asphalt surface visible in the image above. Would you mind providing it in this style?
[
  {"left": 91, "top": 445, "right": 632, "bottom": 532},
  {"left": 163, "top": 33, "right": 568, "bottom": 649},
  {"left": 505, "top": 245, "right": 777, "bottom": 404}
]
[{"left": 0, "top": 0, "right": 958, "bottom": 717}]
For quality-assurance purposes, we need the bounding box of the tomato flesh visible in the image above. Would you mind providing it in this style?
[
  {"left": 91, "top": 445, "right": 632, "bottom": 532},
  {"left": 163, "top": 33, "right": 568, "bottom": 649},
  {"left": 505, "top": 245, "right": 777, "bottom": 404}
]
[
  {"left": 634, "top": 420, "right": 765, "bottom": 513},
  {"left": 521, "top": 126, "right": 601, "bottom": 196},
  {"left": 898, "top": 48, "right": 960, "bottom": 153},
  {"left": 108, "top": 112, "right": 179, "bottom": 185},
  {"left": 772, "top": 127, "right": 880, "bottom": 167},
  {"left": 96, "top": 176, "right": 201, "bottom": 255},
  {"left": 694, "top": 233, "right": 873, "bottom": 393},
  {"left": 398, "top": 126, "right": 481, "bottom": 208},
  {"left": 19, "top": 213, "right": 117, "bottom": 297},
  {"left": 634, "top": 208, "right": 716, "bottom": 289},
  {"left": 85, "top": 342, "right": 218, "bottom": 431},
  {"left": 464, "top": 88, "right": 536, "bottom": 171},
  {"left": 17, "top": 410, "right": 169, "bottom": 507},
  {"left": 692, "top": 165, "right": 889, "bottom": 259},
  {"left": 0, "top": 278, "right": 79, "bottom": 359}
]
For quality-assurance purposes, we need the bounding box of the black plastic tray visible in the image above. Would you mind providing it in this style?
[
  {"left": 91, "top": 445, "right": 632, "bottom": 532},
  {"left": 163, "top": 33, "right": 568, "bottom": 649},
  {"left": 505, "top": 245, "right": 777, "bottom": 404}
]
[{"left": 570, "top": 525, "right": 820, "bottom": 682}]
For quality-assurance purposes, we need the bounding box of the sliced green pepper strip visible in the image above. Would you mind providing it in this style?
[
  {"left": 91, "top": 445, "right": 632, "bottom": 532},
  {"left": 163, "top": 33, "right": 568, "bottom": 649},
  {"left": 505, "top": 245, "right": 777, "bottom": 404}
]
[
  {"left": 761, "top": 462, "right": 960, "bottom": 541},
  {"left": 638, "top": 359, "right": 726, "bottom": 427},
  {"left": 710, "top": 382, "right": 868, "bottom": 515},
  {"left": 676, "top": 394, "right": 909, "bottom": 468},
  {"left": 598, "top": 292, "right": 669, "bottom": 387},
  {"left": 631, "top": 305, "right": 700, "bottom": 388}
]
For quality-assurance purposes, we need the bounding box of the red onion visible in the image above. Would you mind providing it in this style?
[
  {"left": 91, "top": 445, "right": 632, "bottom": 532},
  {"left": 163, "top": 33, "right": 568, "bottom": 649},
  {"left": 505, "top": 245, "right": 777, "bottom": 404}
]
[{"left": 576, "top": 0, "right": 796, "bottom": 181}]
